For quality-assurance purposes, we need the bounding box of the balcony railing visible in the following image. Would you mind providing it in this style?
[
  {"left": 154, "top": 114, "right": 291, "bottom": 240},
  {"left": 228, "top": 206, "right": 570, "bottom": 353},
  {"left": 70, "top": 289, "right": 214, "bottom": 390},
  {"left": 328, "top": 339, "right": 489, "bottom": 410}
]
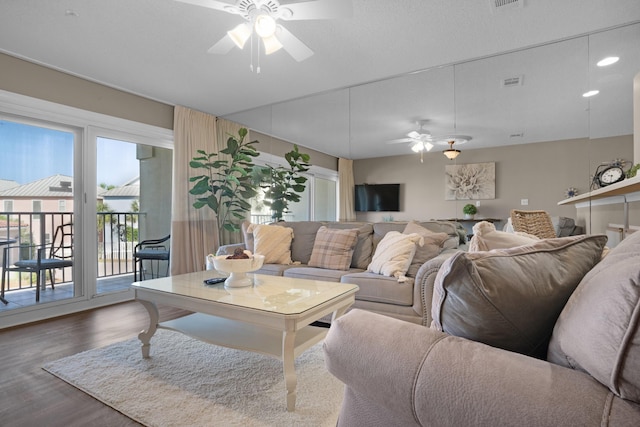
[{"left": 0, "top": 211, "right": 142, "bottom": 294}]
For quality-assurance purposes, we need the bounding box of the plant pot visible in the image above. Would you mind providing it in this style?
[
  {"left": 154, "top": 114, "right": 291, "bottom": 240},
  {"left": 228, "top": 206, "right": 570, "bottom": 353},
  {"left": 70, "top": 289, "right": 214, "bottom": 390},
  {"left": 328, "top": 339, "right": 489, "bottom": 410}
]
[{"left": 463, "top": 214, "right": 474, "bottom": 220}]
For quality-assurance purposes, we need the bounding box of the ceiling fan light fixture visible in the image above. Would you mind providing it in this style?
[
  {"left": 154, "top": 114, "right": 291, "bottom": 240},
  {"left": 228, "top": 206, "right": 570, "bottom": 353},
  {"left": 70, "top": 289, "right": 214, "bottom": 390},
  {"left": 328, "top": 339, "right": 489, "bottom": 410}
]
[
  {"left": 443, "top": 141, "right": 461, "bottom": 160},
  {"left": 228, "top": 23, "right": 252, "bottom": 49},
  {"left": 254, "top": 14, "right": 277, "bottom": 38},
  {"left": 411, "top": 142, "right": 423, "bottom": 152},
  {"left": 262, "top": 34, "right": 283, "bottom": 55}
]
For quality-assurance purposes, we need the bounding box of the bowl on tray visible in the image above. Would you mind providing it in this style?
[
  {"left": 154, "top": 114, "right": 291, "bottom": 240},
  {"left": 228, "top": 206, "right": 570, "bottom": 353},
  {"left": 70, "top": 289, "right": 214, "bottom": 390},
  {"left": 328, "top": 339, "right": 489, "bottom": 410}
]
[{"left": 212, "top": 254, "right": 265, "bottom": 288}]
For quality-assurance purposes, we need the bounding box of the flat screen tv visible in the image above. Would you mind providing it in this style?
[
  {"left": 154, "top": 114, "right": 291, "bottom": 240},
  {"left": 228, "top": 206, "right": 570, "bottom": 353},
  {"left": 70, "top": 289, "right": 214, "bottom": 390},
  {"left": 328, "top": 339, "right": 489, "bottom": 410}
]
[{"left": 354, "top": 184, "right": 400, "bottom": 212}]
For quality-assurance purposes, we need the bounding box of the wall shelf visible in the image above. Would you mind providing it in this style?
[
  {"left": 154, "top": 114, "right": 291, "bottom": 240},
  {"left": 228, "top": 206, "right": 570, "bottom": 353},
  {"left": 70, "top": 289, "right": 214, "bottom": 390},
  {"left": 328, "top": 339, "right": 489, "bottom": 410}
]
[
  {"left": 558, "top": 175, "right": 640, "bottom": 240},
  {"left": 558, "top": 175, "right": 640, "bottom": 205}
]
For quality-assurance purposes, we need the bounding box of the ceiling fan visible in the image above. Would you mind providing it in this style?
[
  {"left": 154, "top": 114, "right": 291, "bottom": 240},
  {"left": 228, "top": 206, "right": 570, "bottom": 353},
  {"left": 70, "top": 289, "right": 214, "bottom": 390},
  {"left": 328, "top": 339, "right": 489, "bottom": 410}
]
[
  {"left": 389, "top": 121, "right": 435, "bottom": 155},
  {"left": 175, "top": 0, "right": 352, "bottom": 68}
]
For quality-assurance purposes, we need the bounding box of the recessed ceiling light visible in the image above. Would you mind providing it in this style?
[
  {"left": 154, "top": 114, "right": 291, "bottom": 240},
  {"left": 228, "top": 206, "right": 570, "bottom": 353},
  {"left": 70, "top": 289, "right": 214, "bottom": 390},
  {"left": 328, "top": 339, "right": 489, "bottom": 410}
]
[
  {"left": 597, "top": 56, "right": 619, "bottom": 67},
  {"left": 583, "top": 90, "right": 600, "bottom": 98}
]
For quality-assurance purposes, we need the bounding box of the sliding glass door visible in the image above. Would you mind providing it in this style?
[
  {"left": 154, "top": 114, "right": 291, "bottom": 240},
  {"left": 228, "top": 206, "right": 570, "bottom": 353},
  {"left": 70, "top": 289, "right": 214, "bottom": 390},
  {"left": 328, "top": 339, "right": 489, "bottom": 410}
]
[
  {"left": 93, "top": 131, "right": 173, "bottom": 295},
  {"left": 0, "top": 116, "right": 80, "bottom": 309}
]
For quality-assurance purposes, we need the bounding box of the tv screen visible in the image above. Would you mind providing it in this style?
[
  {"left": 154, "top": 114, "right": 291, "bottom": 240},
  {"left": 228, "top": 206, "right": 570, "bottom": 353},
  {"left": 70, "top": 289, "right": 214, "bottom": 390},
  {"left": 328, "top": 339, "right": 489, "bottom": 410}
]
[{"left": 354, "top": 184, "right": 400, "bottom": 212}]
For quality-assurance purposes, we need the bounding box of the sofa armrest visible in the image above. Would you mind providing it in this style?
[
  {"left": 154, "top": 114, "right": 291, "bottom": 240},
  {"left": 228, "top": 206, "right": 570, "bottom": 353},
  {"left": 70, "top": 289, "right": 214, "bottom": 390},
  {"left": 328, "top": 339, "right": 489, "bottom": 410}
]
[
  {"left": 324, "top": 309, "right": 638, "bottom": 427},
  {"left": 215, "top": 243, "right": 246, "bottom": 256},
  {"left": 412, "top": 250, "right": 458, "bottom": 326}
]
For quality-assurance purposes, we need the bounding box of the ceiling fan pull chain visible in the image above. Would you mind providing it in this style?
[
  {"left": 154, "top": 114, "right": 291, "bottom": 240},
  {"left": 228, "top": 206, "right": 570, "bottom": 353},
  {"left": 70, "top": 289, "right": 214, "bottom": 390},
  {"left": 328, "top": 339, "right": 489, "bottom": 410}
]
[
  {"left": 249, "top": 31, "right": 255, "bottom": 72},
  {"left": 257, "top": 34, "right": 261, "bottom": 74}
]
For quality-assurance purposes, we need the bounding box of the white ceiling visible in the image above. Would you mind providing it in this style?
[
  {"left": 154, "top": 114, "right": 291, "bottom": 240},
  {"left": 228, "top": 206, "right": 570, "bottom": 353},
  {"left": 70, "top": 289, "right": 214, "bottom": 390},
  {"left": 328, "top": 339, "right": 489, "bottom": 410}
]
[{"left": 1, "top": 0, "right": 639, "bottom": 159}]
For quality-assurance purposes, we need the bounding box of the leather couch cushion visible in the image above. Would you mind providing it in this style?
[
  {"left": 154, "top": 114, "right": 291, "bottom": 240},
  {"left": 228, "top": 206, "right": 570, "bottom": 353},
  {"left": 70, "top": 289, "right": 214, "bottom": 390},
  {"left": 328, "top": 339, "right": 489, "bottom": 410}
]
[
  {"left": 308, "top": 226, "right": 359, "bottom": 270},
  {"left": 548, "top": 230, "right": 640, "bottom": 403},
  {"left": 432, "top": 235, "right": 607, "bottom": 358},
  {"left": 403, "top": 221, "right": 448, "bottom": 277}
]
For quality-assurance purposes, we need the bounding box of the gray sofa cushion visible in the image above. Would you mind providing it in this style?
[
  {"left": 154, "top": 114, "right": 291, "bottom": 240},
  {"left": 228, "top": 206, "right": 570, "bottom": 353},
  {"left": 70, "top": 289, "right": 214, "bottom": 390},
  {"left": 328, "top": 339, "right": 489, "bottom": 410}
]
[
  {"left": 432, "top": 235, "right": 607, "bottom": 358},
  {"left": 342, "top": 272, "right": 414, "bottom": 306},
  {"left": 279, "top": 221, "right": 324, "bottom": 263},
  {"left": 283, "top": 266, "right": 363, "bottom": 282},
  {"left": 403, "top": 221, "right": 449, "bottom": 277},
  {"left": 548, "top": 230, "right": 640, "bottom": 404}
]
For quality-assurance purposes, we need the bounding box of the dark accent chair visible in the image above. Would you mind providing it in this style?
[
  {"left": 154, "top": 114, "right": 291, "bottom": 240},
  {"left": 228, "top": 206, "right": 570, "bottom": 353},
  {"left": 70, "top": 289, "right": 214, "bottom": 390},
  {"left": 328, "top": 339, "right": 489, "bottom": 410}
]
[
  {"left": 1, "top": 223, "right": 74, "bottom": 303},
  {"left": 133, "top": 234, "right": 170, "bottom": 281}
]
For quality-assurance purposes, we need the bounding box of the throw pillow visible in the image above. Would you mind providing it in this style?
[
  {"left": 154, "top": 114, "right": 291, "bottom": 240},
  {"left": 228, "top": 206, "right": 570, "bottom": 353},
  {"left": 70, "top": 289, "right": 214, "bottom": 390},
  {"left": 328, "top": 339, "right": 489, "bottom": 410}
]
[
  {"left": 367, "top": 231, "right": 424, "bottom": 282},
  {"left": 326, "top": 222, "right": 374, "bottom": 269},
  {"left": 250, "top": 224, "right": 294, "bottom": 264},
  {"left": 431, "top": 235, "right": 607, "bottom": 358},
  {"left": 547, "top": 230, "right": 640, "bottom": 403},
  {"left": 468, "top": 220, "right": 539, "bottom": 252},
  {"left": 308, "top": 226, "right": 359, "bottom": 270},
  {"left": 403, "top": 221, "right": 448, "bottom": 277}
]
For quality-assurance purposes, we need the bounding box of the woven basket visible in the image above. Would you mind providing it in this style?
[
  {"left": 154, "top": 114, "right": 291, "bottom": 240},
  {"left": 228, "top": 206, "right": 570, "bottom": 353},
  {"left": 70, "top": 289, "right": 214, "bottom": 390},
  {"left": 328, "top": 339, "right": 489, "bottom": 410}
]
[{"left": 510, "top": 210, "right": 557, "bottom": 239}]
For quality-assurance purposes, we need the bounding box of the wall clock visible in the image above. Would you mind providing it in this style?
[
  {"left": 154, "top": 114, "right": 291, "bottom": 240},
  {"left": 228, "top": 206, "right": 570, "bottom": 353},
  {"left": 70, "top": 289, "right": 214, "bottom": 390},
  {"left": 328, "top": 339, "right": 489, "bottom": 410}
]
[{"left": 595, "top": 165, "right": 625, "bottom": 187}]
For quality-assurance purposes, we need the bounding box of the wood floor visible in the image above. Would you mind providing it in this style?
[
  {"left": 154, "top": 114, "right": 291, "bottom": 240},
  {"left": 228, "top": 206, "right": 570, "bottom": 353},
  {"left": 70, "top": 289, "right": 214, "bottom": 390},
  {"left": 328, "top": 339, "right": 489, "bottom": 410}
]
[{"left": 0, "top": 301, "right": 191, "bottom": 427}]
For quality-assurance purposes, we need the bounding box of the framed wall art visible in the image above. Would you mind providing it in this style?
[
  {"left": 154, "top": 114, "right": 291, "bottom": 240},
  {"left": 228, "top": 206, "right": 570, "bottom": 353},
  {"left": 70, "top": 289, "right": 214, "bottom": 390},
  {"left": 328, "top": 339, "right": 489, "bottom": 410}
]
[{"left": 445, "top": 162, "right": 495, "bottom": 200}]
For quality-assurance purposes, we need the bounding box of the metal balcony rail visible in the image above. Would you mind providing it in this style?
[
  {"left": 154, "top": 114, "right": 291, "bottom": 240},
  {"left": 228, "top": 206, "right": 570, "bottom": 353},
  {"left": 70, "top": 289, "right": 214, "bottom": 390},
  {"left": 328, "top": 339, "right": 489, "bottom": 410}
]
[{"left": 0, "top": 211, "right": 143, "bottom": 294}]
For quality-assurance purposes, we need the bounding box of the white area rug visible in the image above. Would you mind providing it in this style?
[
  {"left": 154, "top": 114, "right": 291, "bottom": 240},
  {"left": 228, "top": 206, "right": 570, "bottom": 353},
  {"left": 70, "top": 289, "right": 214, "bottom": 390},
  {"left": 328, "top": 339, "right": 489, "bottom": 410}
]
[{"left": 43, "top": 329, "right": 343, "bottom": 426}]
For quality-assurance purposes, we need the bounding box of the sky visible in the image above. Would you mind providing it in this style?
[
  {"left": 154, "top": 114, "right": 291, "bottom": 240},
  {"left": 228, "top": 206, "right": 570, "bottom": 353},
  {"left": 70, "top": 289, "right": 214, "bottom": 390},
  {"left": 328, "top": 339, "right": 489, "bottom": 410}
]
[{"left": 0, "top": 119, "right": 138, "bottom": 186}]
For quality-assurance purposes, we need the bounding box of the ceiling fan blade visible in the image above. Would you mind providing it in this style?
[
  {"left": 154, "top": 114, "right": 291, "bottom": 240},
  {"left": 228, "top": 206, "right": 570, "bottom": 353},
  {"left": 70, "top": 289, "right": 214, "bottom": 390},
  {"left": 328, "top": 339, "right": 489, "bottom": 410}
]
[
  {"left": 276, "top": 25, "right": 314, "bottom": 62},
  {"left": 279, "top": 0, "right": 353, "bottom": 20},
  {"left": 387, "top": 138, "right": 412, "bottom": 144},
  {"left": 174, "top": 0, "right": 236, "bottom": 13},
  {"left": 407, "top": 131, "right": 421, "bottom": 139},
  {"left": 207, "top": 34, "right": 236, "bottom": 54}
]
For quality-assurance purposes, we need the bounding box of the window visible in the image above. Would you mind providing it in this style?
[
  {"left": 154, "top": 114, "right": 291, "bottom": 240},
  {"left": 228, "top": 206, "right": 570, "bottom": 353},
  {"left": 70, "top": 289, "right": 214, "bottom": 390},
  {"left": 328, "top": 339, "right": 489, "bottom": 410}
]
[
  {"left": 32, "top": 200, "right": 42, "bottom": 212},
  {"left": 3, "top": 200, "right": 12, "bottom": 212},
  {"left": 58, "top": 200, "right": 66, "bottom": 212}
]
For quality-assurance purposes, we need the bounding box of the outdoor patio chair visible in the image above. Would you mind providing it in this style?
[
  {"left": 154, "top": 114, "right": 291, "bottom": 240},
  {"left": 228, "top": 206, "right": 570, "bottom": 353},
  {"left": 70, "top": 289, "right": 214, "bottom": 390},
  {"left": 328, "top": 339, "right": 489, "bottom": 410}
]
[
  {"left": 133, "top": 234, "right": 170, "bottom": 281},
  {"left": 1, "top": 223, "right": 74, "bottom": 303}
]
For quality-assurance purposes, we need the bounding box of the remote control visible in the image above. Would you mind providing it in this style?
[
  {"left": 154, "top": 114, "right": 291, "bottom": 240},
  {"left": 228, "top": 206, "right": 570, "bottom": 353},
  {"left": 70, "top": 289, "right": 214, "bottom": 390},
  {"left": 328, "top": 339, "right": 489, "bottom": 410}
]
[{"left": 203, "top": 277, "right": 226, "bottom": 285}]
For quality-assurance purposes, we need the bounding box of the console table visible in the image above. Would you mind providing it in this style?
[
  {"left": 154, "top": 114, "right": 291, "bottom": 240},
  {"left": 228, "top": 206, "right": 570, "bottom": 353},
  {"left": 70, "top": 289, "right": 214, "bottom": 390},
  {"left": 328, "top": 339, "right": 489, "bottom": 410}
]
[{"left": 438, "top": 218, "right": 504, "bottom": 240}]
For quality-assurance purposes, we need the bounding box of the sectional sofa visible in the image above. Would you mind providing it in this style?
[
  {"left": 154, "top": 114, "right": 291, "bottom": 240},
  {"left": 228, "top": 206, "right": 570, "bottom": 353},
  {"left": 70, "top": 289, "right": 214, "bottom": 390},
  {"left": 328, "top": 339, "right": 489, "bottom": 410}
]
[
  {"left": 217, "top": 220, "right": 466, "bottom": 325},
  {"left": 324, "top": 231, "right": 640, "bottom": 425}
]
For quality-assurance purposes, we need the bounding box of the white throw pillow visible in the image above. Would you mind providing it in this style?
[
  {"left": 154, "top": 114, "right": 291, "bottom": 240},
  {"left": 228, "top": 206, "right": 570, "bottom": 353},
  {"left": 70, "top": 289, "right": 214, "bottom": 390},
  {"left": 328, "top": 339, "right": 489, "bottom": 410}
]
[
  {"left": 468, "top": 221, "right": 539, "bottom": 252},
  {"left": 367, "top": 231, "right": 424, "bottom": 282},
  {"left": 250, "top": 224, "right": 294, "bottom": 264}
]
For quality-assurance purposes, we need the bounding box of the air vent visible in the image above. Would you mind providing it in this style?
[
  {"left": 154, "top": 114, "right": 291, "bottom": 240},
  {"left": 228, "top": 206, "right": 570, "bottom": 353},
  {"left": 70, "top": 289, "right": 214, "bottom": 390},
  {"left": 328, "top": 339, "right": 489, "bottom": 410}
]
[
  {"left": 501, "top": 75, "right": 524, "bottom": 87},
  {"left": 490, "top": 0, "right": 523, "bottom": 13},
  {"left": 509, "top": 133, "right": 524, "bottom": 138}
]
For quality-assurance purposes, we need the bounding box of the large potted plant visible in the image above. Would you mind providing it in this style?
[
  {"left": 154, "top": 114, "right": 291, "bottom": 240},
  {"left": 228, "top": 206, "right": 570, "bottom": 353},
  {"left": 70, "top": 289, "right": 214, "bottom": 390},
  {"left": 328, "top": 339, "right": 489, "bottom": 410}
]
[
  {"left": 189, "top": 128, "right": 260, "bottom": 239},
  {"left": 253, "top": 145, "right": 311, "bottom": 222}
]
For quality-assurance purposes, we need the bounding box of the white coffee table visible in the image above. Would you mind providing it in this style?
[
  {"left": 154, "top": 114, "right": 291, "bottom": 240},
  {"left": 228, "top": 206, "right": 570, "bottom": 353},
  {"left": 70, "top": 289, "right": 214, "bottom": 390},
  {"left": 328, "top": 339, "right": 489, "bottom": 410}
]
[{"left": 131, "top": 271, "right": 358, "bottom": 411}]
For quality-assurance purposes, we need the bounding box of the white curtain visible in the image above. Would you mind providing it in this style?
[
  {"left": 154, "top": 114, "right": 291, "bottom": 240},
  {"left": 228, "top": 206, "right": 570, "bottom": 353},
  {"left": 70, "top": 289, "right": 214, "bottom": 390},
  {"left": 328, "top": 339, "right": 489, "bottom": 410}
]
[
  {"left": 170, "top": 106, "right": 219, "bottom": 275},
  {"left": 339, "top": 157, "right": 356, "bottom": 221}
]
